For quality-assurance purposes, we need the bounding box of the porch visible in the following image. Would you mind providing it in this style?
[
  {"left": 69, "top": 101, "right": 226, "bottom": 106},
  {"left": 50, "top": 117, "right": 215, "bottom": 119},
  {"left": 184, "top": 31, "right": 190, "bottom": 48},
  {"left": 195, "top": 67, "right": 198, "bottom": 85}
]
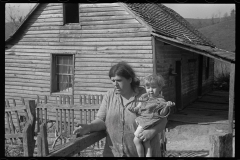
[{"left": 166, "top": 89, "right": 234, "bottom": 157}]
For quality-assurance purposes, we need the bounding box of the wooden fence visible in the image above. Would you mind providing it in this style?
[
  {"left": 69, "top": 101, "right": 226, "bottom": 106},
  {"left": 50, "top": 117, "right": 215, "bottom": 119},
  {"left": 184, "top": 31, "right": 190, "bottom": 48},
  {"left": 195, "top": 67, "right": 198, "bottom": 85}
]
[
  {"left": 5, "top": 94, "right": 233, "bottom": 157},
  {"left": 5, "top": 100, "right": 36, "bottom": 156},
  {"left": 5, "top": 94, "right": 105, "bottom": 157}
]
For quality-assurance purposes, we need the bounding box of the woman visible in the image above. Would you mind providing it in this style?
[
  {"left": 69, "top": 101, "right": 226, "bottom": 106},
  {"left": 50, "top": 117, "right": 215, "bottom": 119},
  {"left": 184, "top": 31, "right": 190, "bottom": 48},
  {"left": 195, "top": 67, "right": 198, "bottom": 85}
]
[{"left": 73, "top": 61, "right": 167, "bottom": 157}]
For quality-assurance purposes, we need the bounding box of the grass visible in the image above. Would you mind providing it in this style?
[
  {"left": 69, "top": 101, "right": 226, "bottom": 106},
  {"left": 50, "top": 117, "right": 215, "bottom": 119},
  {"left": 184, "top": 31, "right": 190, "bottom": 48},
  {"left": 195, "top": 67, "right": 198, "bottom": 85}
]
[{"left": 5, "top": 144, "right": 24, "bottom": 157}]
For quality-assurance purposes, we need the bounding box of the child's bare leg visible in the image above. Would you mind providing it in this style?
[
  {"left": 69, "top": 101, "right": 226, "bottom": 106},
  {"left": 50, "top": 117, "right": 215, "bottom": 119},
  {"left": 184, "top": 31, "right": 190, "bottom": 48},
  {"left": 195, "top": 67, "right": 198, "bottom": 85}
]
[
  {"left": 133, "top": 136, "right": 145, "bottom": 157},
  {"left": 143, "top": 140, "right": 152, "bottom": 157}
]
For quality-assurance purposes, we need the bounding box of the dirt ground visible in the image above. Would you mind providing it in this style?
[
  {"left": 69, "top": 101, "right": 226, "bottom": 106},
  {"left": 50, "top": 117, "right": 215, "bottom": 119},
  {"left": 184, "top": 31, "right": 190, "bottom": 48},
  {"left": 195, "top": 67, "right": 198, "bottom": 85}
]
[{"left": 165, "top": 120, "right": 230, "bottom": 151}]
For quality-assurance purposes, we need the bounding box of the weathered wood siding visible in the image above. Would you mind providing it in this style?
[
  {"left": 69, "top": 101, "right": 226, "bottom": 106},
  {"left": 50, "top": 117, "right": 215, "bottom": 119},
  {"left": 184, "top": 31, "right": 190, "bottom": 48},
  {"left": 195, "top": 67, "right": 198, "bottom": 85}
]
[
  {"left": 5, "top": 3, "right": 153, "bottom": 105},
  {"left": 155, "top": 39, "right": 214, "bottom": 108}
]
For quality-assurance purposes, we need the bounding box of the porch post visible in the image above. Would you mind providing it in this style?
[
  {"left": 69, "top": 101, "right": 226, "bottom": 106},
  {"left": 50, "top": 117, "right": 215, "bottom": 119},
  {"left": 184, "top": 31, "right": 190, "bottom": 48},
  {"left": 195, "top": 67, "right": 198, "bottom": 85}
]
[{"left": 228, "top": 63, "right": 235, "bottom": 133}]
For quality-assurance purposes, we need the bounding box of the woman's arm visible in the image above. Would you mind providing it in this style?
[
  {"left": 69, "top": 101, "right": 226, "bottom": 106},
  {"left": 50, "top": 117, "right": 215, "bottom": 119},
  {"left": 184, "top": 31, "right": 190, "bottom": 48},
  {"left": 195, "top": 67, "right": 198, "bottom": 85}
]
[
  {"left": 73, "top": 118, "right": 106, "bottom": 135},
  {"left": 73, "top": 92, "right": 109, "bottom": 135},
  {"left": 138, "top": 118, "right": 167, "bottom": 142}
]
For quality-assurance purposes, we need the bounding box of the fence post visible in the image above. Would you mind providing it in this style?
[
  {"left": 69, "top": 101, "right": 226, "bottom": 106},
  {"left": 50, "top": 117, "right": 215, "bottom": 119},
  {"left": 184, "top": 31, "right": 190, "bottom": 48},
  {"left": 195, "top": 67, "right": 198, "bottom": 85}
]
[
  {"left": 23, "top": 122, "right": 34, "bottom": 156},
  {"left": 23, "top": 100, "right": 36, "bottom": 156},
  {"left": 26, "top": 100, "right": 36, "bottom": 137},
  {"left": 40, "top": 123, "right": 49, "bottom": 156},
  {"left": 209, "top": 132, "right": 233, "bottom": 157}
]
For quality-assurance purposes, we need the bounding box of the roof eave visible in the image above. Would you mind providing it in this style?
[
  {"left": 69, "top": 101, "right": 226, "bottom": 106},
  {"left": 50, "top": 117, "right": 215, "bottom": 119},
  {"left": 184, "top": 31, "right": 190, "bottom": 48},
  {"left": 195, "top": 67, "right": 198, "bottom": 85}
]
[{"left": 151, "top": 32, "right": 235, "bottom": 64}]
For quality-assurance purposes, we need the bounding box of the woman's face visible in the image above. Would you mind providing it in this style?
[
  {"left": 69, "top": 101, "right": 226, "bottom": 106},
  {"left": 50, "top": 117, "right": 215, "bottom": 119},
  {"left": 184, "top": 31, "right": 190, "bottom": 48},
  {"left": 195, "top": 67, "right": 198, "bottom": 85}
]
[{"left": 111, "top": 75, "right": 132, "bottom": 95}]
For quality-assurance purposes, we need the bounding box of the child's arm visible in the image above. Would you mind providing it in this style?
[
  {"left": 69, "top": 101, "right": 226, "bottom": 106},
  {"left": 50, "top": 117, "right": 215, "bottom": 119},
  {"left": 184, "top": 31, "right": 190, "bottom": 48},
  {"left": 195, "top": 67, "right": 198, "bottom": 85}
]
[{"left": 159, "top": 101, "right": 175, "bottom": 117}]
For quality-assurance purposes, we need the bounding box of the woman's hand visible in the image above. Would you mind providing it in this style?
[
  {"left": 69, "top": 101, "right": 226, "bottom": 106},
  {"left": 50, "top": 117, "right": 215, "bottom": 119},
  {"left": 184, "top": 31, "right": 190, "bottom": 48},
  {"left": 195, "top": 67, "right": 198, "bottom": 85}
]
[
  {"left": 73, "top": 123, "right": 90, "bottom": 136},
  {"left": 138, "top": 118, "right": 167, "bottom": 142}
]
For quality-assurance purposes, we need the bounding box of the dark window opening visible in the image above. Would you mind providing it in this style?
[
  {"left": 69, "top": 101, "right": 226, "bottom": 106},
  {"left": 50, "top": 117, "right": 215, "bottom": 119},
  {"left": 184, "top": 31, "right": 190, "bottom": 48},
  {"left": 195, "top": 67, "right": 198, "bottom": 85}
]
[
  {"left": 205, "top": 57, "right": 210, "bottom": 80},
  {"left": 63, "top": 3, "right": 79, "bottom": 24}
]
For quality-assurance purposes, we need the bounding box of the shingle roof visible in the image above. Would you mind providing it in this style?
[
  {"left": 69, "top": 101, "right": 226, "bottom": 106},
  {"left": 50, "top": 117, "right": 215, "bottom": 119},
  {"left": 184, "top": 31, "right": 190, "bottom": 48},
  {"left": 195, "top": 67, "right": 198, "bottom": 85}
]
[{"left": 126, "top": 3, "right": 215, "bottom": 47}]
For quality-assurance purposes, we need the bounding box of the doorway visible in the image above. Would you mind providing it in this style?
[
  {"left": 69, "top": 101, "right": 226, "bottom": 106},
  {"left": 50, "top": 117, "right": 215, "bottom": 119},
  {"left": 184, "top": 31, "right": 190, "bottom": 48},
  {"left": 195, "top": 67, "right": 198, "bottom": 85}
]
[
  {"left": 198, "top": 55, "right": 203, "bottom": 96},
  {"left": 175, "top": 60, "right": 182, "bottom": 111}
]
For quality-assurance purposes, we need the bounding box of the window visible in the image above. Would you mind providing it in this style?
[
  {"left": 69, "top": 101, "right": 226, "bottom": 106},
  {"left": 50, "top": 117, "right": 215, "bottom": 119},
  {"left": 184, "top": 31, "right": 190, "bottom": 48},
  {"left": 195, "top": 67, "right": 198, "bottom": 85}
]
[
  {"left": 205, "top": 57, "right": 210, "bottom": 80},
  {"left": 63, "top": 3, "right": 79, "bottom": 24},
  {"left": 51, "top": 55, "right": 74, "bottom": 94}
]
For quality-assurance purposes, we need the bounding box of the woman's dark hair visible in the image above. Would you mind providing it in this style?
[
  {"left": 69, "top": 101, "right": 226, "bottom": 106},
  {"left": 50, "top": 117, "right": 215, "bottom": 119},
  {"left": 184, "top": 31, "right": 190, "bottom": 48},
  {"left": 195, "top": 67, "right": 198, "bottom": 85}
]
[{"left": 109, "top": 61, "right": 140, "bottom": 90}]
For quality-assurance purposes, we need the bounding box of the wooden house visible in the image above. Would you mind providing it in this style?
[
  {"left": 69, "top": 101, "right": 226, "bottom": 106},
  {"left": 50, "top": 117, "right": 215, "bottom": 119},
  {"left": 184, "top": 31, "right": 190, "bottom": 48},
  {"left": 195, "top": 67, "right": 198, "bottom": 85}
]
[{"left": 5, "top": 3, "right": 235, "bottom": 111}]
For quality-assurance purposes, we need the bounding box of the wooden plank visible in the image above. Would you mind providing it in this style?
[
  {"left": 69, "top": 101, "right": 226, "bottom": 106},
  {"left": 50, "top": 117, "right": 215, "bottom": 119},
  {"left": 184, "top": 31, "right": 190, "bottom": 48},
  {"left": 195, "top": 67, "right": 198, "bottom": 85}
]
[
  {"left": 5, "top": 85, "right": 49, "bottom": 92},
  {"left": 5, "top": 106, "right": 27, "bottom": 112},
  {"left": 40, "top": 123, "right": 49, "bottom": 156},
  {"left": 5, "top": 73, "right": 50, "bottom": 80},
  {"left": 71, "top": 110, "right": 74, "bottom": 134},
  {"left": 59, "top": 32, "right": 151, "bottom": 38},
  {"left": 59, "top": 28, "right": 148, "bottom": 34},
  {"left": 31, "top": 13, "right": 63, "bottom": 19},
  {"left": 5, "top": 71, "right": 50, "bottom": 77},
  {"left": 8, "top": 45, "right": 151, "bottom": 51},
  {"left": 198, "top": 96, "right": 228, "bottom": 104},
  {"left": 23, "top": 122, "right": 34, "bottom": 156},
  {"left": 81, "top": 24, "right": 144, "bottom": 30},
  {"left": 74, "top": 90, "right": 105, "bottom": 95},
  {"left": 181, "top": 108, "right": 228, "bottom": 117},
  {"left": 34, "top": 10, "right": 63, "bottom": 15},
  {"left": 5, "top": 51, "right": 50, "bottom": 57},
  {"left": 74, "top": 62, "right": 153, "bottom": 68},
  {"left": 36, "top": 104, "right": 100, "bottom": 110},
  {"left": 168, "top": 114, "right": 228, "bottom": 124},
  {"left": 8, "top": 45, "right": 96, "bottom": 51},
  {"left": 5, "top": 133, "right": 24, "bottom": 139},
  {"left": 37, "top": 135, "right": 42, "bottom": 156},
  {"left": 19, "top": 38, "right": 59, "bottom": 42},
  {"left": 228, "top": 63, "right": 235, "bottom": 133},
  {"left": 79, "top": 15, "right": 133, "bottom": 21},
  {"left": 187, "top": 102, "right": 228, "bottom": 110},
  {"left": 80, "top": 19, "right": 139, "bottom": 26},
  {"left": 5, "top": 59, "right": 50, "bottom": 64},
  {"left": 75, "top": 58, "right": 152, "bottom": 63},
  {"left": 5, "top": 66, "right": 50, "bottom": 72},
  {"left": 5, "top": 55, "right": 50, "bottom": 60},
  {"left": 60, "top": 37, "right": 151, "bottom": 42},
  {"left": 25, "top": 22, "right": 63, "bottom": 27},
  {"left": 49, "top": 41, "right": 151, "bottom": 46},
  {"left": 74, "top": 83, "right": 112, "bottom": 88},
  {"left": 79, "top": 3, "right": 120, "bottom": 8},
  {"left": 206, "top": 91, "right": 229, "bottom": 97},
  {"left": 64, "top": 109, "right": 67, "bottom": 132},
  {"left": 5, "top": 78, "right": 50, "bottom": 85},
  {"left": 48, "top": 131, "right": 106, "bottom": 156},
  {"left": 28, "top": 17, "right": 63, "bottom": 23},
  {"left": 74, "top": 87, "right": 110, "bottom": 92},
  {"left": 79, "top": 6, "right": 124, "bottom": 12},
  {"left": 5, "top": 81, "right": 50, "bottom": 88},
  {"left": 79, "top": 11, "right": 129, "bottom": 17}
]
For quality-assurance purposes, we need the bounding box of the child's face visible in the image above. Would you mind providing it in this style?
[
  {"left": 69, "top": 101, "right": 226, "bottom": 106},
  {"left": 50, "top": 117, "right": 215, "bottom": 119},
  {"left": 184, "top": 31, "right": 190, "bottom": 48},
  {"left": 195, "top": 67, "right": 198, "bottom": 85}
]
[{"left": 145, "top": 82, "right": 162, "bottom": 98}]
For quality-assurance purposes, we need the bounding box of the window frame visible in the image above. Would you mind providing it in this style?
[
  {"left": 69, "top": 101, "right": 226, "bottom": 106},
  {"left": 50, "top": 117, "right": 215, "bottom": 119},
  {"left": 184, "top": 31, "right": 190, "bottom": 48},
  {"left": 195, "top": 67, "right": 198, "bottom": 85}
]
[
  {"left": 50, "top": 53, "right": 75, "bottom": 95},
  {"left": 63, "top": 3, "right": 80, "bottom": 25}
]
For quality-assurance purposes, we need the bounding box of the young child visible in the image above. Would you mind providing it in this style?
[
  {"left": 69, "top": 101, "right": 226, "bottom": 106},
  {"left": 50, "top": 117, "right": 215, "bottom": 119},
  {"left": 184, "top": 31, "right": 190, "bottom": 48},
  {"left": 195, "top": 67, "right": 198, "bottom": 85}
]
[{"left": 128, "top": 74, "right": 175, "bottom": 157}]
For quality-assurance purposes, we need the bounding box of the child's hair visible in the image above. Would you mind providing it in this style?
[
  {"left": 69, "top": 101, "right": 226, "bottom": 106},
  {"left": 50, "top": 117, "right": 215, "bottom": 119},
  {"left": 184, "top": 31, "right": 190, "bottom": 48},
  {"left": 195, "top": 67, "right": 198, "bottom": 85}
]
[{"left": 143, "top": 74, "right": 165, "bottom": 88}]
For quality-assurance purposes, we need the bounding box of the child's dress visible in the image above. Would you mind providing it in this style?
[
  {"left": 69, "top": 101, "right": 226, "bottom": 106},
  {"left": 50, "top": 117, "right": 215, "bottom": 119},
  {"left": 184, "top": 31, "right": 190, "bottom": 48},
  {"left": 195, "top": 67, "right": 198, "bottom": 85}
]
[{"left": 128, "top": 93, "right": 170, "bottom": 131}]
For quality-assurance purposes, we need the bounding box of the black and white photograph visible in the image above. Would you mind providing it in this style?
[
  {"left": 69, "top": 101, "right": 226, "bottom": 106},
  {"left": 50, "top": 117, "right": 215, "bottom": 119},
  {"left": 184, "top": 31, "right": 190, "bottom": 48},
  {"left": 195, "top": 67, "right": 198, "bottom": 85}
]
[{"left": 5, "top": 3, "right": 235, "bottom": 157}]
